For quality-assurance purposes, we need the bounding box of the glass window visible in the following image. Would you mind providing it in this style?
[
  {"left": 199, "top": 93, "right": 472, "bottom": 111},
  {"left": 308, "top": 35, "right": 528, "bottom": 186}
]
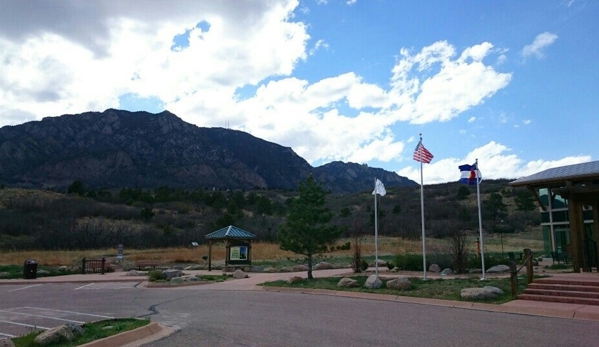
[
  {"left": 550, "top": 189, "right": 568, "bottom": 209},
  {"left": 552, "top": 210, "right": 569, "bottom": 223},
  {"left": 542, "top": 226, "right": 552, "bottom": 254},
  {"left": 583, "top": 209, "right": 593, "bottom": 221},
  {"left": 539, "top": 188, "right": 549, "bottom": 207},
  {"left": 541, "top": 212, "right": 550, "bottom": 223}
]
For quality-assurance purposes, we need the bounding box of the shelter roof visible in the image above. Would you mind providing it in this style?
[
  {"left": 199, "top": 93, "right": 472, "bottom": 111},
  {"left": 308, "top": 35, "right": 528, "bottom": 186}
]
[
  {"left": 205, "top": 225, "right": 256, "bottom": 240},
  {"left": 510, "top": 160, "right": 599, "bottom": 187}
]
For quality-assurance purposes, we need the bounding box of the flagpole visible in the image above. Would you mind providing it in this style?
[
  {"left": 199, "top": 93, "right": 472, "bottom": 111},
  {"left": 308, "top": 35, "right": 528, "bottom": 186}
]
[
  {"left": 420, "top": 158, "right": 427, "bottom": 280},
  {"left": 475, "top": 158, "right": 486, "bottom": 280},
  {"left": 374, "top": 178, "right": 379, "bottom": 277}
]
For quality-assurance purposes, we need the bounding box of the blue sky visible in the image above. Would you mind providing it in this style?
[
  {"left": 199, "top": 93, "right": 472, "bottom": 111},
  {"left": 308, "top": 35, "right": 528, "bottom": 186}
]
[{"left": 0, "top": 0, "right": 596, "bottom": 184}]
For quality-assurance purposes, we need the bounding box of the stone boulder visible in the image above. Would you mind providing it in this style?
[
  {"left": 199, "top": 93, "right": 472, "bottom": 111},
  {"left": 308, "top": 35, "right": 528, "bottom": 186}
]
[
  {"left": 370, "top": 259, "right": 387, "bottom": 267},
  {"left": 460, "top": 286, "right": 504, "bottom": 300},
  {"left": 0, "top": 338, "right": 15, "bottom": 347},
  {"left": 293, "top": 265, "right": 309, "bottom": 272},
  {"left": 263, "top": 267, "right": 279, "bottom": 273},
  {"left": 288, "top": 276, "right": 304, "bottom": 284},
  {"left": 233, "top": 269, "right": 249, "bottom": 279},
  {"left": 34, "top": 323, "right": 83, "bottom": 346},
  {"left": 428, "top": 264, "right": 441, "bottom": 273},
  {"left": 58, "top": 266, "right": 68, "bottom": 272},
  {"left": 337, "top": 277, "right": 359, "bottom": 288},
  {"left": 314, "top": 262, "right": 333, "bottom": 270},
  {"left": 125, "top": 270, "right": 147, "bottom": 276},
  {"left": 386, "top": 277, "right": 411, "bottom": 290},
  {"left": 487, "top": 265, "right": 510, "bottom": 273},
  {"left": 163, "top": 269, "right": 182, "bottom": 280},
  {"left": 364, "top": 274, "right": 382, "bottom": 289},
  {"left": 0, "top": 272, "right": 10, "bottom": 278},
  {"left": 440, "top": 268, "right": 453, "bottom": 276},
  {"left": 38, "top": 269, "right": 50, "bottom": 275}
]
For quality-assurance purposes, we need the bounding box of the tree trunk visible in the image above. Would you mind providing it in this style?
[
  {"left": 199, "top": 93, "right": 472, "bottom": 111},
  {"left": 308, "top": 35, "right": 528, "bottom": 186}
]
[{"left": 307, "top": 254, "right": 313, "bottom": 279}]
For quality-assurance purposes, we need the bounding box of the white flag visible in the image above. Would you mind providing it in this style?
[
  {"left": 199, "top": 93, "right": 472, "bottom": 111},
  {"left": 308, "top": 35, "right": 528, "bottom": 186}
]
[{"left": 372, "top": 179, "right": 386, "bottom": 196}]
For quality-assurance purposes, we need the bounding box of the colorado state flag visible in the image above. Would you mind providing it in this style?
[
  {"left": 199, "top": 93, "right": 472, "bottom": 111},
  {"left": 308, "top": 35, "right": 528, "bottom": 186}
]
[{"left": 458, "top": 163, "right": 482, "bottom": 185}]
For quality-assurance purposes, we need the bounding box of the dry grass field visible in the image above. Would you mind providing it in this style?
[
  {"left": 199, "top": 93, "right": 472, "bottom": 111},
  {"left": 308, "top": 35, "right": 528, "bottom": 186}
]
[{"left": 0, "top": 229, "right": 543, "bottom": 267}]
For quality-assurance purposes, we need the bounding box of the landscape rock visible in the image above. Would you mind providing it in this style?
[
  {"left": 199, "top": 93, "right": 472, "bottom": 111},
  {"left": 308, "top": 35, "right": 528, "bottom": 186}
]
[
  {"left": 279, "top": 267, "right": 293, "bottom": 273},
  {"left": 170, "top": 277, "right": 184, "bottom": 283},
  {"left": 0, "top": 272, "right": 10, "bottom": 278},
  {"left": 251, "top": 266, "right": 264, "bottom": 272},
  {"left": 233, "top": 269, "right": 249, "bottom": 279},
  {"left": 263, "top": 267, "right": 279, "bottom": 273},
  {"left": 293, "top": 265, "right": 309, "bottom": 272},
  {"left": 440, "top": 268, "right": 453, "bottom": 276},
  {"left": 163, "top": 269, "right": 182, "bottom": 280},
  {"left": 0, "top": 338, "right": 15, "bottom": 347},
  {"left": 364, "top": 274, "right": 382, "bottom": 289},
  {"left": 337, "top": 277, "right": 359, "bottom": 288},
  {"left": 58, "top": 266, "right": 68, "bottom": 272},
  {"left": 314, "top": 262, "right": 333, "bottom": 270},
  {"left": 487, "top": 265, "right": 510, "bottom": 273},
  {"left": 460, "top": 286, "right": 504, "bottom": 300},
  {"left": 386, "top": 277, "right": 411, "bottom": 290},
  {"left": 428, "top": 264, "right": 441, "bottom": 273},
  {"left": 288, "top": 276, "right": 304, "bottom": 284},
  {"left": 370, "top": 259, "right": 387, "bottom": 267},
  {"left": 172, "top": 265, "right": 184, "bottom": 270},
  {"left": 37, "top": 269, "right": 50, "bottom": 275},
  {"left": 468, "top": 268, "right": 482, "bottom": 274},
  {"left": 125, "top": 270, "right": 147, "bottom": 276},
  {"left": 34, "top": 324, "right": 76, "bottom": 345}
]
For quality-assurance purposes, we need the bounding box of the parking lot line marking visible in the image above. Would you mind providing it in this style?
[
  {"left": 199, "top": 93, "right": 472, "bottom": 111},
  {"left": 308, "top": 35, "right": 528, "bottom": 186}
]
[
  {"left": 0, "top": 309, "right": 85, "bottom": 324},
  {"left": 74, "top": 283, "right": 95, "bottom": 290},
  {"left": 22, "top": 307, "right": 114, "bottom": 319},
  {"left": 0, "top": 332, "right": 15, "bottom": 338},
  {"left": 8, "top": 284, "right": 43, "bottom": 292},
  {"left": 0, "top": 319, "right": 50, "bottom": 330}
]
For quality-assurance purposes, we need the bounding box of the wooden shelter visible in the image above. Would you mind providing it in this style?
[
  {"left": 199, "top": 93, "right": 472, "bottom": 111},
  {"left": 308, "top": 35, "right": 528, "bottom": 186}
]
[
  {"left": 510, "top": 161, "right": 599, "bottom": 273},
  {"left": 205, "top": 225, "right": 257, "bottom": 271}
]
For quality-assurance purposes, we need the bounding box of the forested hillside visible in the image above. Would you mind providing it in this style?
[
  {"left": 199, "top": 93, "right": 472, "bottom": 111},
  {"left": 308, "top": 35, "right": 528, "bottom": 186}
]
[{"left": 0, "top": 179, "right": 539, "bottom": 250}]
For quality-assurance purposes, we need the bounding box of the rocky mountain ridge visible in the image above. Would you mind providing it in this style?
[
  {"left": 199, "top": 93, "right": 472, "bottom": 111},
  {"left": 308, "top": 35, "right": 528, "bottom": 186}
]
[{"left": 0, "top": 109, "right": 417, "bottom": 193}]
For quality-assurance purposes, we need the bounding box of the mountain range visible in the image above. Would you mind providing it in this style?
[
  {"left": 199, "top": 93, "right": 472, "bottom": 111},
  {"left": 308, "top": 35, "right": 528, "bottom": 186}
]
[{"left": 0, "top": 109, "right": 417, "bottom": 193}]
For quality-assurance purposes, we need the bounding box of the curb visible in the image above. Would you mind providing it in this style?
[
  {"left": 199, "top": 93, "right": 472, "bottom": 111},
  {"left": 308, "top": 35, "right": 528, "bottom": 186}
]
[
  {"left": 262, "top": 286, "right": 599, "bottom": 322},
  {"left": 78, "top": 322, "right": 176, "bottom": 347}
]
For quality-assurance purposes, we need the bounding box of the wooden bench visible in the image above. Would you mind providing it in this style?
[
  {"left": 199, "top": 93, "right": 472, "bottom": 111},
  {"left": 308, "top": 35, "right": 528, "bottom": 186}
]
[{"left": 135, "top": 261, "right": 159, "bottom": 270}]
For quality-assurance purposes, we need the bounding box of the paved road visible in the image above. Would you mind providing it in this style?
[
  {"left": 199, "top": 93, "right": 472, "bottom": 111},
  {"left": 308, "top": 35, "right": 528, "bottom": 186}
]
[{"left": 1, "top": 282, "right": 598, "bottom": 346}]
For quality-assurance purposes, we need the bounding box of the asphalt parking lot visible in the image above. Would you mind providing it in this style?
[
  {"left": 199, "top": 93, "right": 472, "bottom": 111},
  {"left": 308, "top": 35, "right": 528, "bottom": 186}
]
[{"left": 0, "top": 282, "right": 142, "bottom": 338}]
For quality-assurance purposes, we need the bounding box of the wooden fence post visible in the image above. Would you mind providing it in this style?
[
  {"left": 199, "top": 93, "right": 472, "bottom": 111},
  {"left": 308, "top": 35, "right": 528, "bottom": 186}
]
[{"left": 524, "top": 248, "right": 534, "bottom": 284}]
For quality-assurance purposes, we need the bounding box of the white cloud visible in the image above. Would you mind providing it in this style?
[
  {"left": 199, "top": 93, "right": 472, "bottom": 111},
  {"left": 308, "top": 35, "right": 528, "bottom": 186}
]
[
  {"left": 397, "top": 141, "right": 592, "bottom": 184},
  {"left": 389, "top": 42, "right": 512, "bottom": 124},
  {"left": 0, "top": 1, "right": 522, "bottom": 181},
  {"left": 521, "top": 32, "right": 558, "bottom": 59},
  {"left": 523, "top": 119, "right": 532, "bottom": 125},
  {"left": 346, "top": 0, "right": 358, "bottom": 5},
  {"left": 468, "top": 117, "right": 476, "bottom": 123}
]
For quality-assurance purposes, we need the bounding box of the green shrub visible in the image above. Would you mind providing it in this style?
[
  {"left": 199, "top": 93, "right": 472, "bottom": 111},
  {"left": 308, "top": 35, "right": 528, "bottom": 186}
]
[
  {"left": 394, "top": 254, "right": 426, "bottom": 271},
  {"left": 360, "top": 259, "right": 369, "bottom": 271},
  {"left": 466, "top": 252, "right": 506, "bottom": 270},
  {"left": 386, "top": 262, "right": 395, "bottom": 270},
  {"left": 147, "top": 270, "right": 166, "bottom": 282}
]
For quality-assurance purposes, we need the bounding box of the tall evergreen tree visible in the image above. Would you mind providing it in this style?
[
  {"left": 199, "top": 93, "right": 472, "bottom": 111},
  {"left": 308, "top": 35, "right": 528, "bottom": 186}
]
[{"left": 278, "top": 175, "right": 342, "bottom": 279}]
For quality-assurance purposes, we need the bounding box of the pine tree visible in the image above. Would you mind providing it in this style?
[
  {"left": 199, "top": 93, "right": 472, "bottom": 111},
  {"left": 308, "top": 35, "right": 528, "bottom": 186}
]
[{"left": 278, "top": 175, "right": 342, "bottom": 279}]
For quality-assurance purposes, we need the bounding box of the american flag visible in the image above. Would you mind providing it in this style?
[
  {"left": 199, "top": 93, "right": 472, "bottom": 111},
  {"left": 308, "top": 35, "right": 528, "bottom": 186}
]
[{"left": 413, "top": 139, "right": 433, "bottom": 164}]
